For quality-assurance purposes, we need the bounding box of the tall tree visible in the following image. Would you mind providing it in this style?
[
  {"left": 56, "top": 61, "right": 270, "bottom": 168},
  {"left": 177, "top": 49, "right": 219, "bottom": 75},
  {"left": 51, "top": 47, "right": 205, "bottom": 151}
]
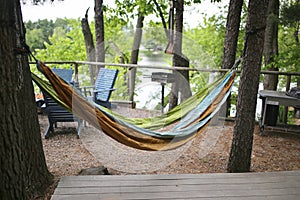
[
  {"left": 81, "top": 8, "right": 96, "bottom": 84},
  {"left": 94, "top": 0, "right": 105, "bottom": 76},
  {"left": 113, "top": 0, "right": 153, "bottom": 103},
  {"left": 169, "top": 0, "right": 192, "bottom": 110},
  {"left": 221, "top": 0, "right": 243, "bottom": 117},
  {"left": 168, "top": 0, "right": 225, "bottom": 110},
  {"left": 0, "top": 0, "right": 52, "bottom": 199},
  {"left": 221, "top": 0, "right": 244, "bottom": 70},
  {"left": 81, "top": 1, "right": 105, "bottom": 83},
  {"left": 227, "top": 0, "right": 269, "bottom": 173},
  {"left": 263, "top": 0, "right": 279, "bottom": 90},
  {"left": 129, "top": 12, "right": 145, "bottom": 102}
]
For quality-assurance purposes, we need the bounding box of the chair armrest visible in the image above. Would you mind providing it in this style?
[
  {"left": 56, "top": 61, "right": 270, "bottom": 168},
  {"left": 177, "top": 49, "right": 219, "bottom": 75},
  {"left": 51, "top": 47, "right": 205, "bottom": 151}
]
[
  {"left": 93, "top": 88, "right": 115, "bottom": 93},
  {"left": 93, "top": 88, "right": 116, "bottom": 102}
]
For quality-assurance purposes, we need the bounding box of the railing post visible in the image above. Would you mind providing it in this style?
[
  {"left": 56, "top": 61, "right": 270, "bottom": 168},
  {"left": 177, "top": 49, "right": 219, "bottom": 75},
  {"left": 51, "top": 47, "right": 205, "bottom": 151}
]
[
  {"left": 74, "top": 63, "right": 79, "bottom": 83},
  {"left": 283, "top": 75, "right": 291, "bottom": 124},
  {"left": 285, "top": 75, "right": 291, "bottom": 92}
]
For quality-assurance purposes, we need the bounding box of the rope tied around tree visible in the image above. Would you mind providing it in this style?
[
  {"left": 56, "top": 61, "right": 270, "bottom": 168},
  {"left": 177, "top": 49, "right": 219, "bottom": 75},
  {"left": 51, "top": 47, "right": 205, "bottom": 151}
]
[
  {"left": 242, "top": 26, "right": 266, "bottom": 58},
  {"left": 15, "top": 42, "right": 39, "bottom": 64}
]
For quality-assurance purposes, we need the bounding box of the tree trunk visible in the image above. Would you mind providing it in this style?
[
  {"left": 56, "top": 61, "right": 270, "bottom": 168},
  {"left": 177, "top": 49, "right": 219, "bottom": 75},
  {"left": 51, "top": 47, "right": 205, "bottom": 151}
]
[
  {"left": 221, "top": 0, "right": 243, "bottom": 70},
  {"left": 0, "top": 1, "right": 52, "bottom": 199},
  {"left": 221, "top": 0, "right": 243, "bottom": 117},
  {"left": 81, "top": 8, "right": 96, "bottom": 84},
  {"left": 129, "top": 13, "right": 144, "bottom": 102},
  {"left": 263, "top": 0, "right": 279, "bottom": 90},
  {"left": 153, "top": 0, "right": 169, "bottom": 39},
  {"left": 169, "top": 0, "right": 192, "bottom": 110},
  {"left": 227, "top": 0, "right": 269, "bottom": 173},
  {"left": 94, "top": 0, "right": 105, "bottom": 75}
]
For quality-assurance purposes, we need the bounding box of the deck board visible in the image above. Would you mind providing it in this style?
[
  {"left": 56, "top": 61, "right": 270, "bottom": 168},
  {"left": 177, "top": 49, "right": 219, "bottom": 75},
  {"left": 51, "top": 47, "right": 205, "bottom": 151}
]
[{"left": 51, "top": 171, "right": 300, "bottom": 200}]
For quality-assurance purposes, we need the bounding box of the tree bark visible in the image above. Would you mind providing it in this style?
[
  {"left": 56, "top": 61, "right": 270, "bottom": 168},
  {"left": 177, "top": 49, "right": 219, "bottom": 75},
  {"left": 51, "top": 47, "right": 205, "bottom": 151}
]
[
  {"left": 221, "top": 0, "right": 243, "bottom": 70},
  {"left": 129, "top": 12, "right": 144, "bottom": 102},
  {"left": 0, "top": 1, "right": 52, "bottom": 199},
  {"left": 221, "top": 0, "right": 243, "bottom": 117},
  {"left": 169, "top": 0, "right": 192, "bottom": 110},
  {"left": 81, "top": 8, "right": 96, "bottom": 84},
  {"left": 263, "top": 0, "right": 279, "bottom": 90},
  {"left": 153, "top": 0, "right": 169, "bottom": 39},
  {"left": 227, "top": 0, "right": 269, "bottom": 173},
  {"left": 94, "top": 0, "right": 105, "bottom": 75}
]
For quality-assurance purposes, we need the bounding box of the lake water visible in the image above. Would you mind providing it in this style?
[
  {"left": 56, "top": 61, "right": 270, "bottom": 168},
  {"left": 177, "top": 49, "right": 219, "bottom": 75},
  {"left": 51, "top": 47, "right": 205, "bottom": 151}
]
[
  {"left": 135, "top": 52, "right": 172, "bottom": 110},
  {"left": 136, "top": 52, "right": 266, "bottom": 120}
]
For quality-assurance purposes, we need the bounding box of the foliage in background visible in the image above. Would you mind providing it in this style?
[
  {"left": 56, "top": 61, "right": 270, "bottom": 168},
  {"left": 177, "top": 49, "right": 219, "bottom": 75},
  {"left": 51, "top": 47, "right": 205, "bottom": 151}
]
[
  {"left": 275, "top": 24, "right": 300, "bottom": 88},
  {"left": 263, "top": 0, "right": 300, "bottom": 89},
  {"left": 26, "top": 17, "right": 134, "bottom": 99},
  {"left": 142, "top": 21, "right": 167, "bottom": 52},
  {"left": 25, "top": 18, "right": 70, "bottom": 51},
  {"left": 183, "top": 14, "right": 226, "bottom": 94},
  {"left": 279, "top": 0, "right": 300, "bottom": 87},
  {"left": 35, "top": 19, "right": 85, "bottom": 61},
  {"left": 25, "top": 1, "right": 299, "bottom": 106}
]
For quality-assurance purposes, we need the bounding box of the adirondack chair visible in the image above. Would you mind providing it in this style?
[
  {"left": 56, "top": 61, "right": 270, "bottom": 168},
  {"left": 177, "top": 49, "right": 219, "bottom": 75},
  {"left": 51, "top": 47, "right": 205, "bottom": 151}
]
[
  {"left": 42, "top": 68, "right": 83, "bottom": 139},
  {"left": 94, "top": 68, "right": 119, "bottom": 108},
  {"left": 83, "top": 68, "right": 119, "bottom": 109}
]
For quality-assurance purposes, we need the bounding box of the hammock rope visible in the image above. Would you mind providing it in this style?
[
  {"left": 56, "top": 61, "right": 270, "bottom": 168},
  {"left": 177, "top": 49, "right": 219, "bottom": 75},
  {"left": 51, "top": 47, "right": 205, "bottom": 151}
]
[{"left": 32, "top": 60, "right": 237, "bottom": 151}]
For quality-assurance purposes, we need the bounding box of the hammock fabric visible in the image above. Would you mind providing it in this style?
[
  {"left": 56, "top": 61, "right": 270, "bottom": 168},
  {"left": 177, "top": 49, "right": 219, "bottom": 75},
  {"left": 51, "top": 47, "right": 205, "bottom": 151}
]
[{"left": 33, "top": 61, "right": 236, "bottom": 151}]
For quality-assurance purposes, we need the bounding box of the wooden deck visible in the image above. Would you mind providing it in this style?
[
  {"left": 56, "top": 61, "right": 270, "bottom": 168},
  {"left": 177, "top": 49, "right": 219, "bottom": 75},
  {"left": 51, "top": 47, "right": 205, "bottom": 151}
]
[{"left": 51, "top": 170, "right": 300, "bottom": 200}]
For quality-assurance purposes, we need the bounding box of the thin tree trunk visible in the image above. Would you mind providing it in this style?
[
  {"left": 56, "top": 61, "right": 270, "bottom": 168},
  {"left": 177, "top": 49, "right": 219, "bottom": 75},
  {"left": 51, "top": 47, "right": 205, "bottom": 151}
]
[
  {"left": 222, "top": 0, "right": 243, "bottom": 70},
  {"left": 221, "top": 0, "right": 243, "bottom": 117},
  {"left": 81, "top": 8, "right": 96, "bottom": 84},
  {"left": 227, "top": 0, "right": 269, "bottom": 173},
  {"left": 94, "top": 0, "right": 105, "bottom": 76},
  {"left": 263, "top": 0, "right": 279, "bottom": 90},
  {"left": 0, "top": 1, "right": 52, "bottom": 199},
  {"left": 153, "top": 0, "right": 169, "bottom": 39},
  {"left": 129, "top": 13, "right": 144, "bottom": 103},
  {"left": 169, "top": 0, "right": 191, "bottom": 110}
]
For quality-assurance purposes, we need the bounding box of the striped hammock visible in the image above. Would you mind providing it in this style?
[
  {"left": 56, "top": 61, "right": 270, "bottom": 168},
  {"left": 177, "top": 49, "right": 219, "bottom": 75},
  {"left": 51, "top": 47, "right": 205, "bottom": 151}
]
[{"left": 32, "top": 61, "right": 236, "bottom": 151}]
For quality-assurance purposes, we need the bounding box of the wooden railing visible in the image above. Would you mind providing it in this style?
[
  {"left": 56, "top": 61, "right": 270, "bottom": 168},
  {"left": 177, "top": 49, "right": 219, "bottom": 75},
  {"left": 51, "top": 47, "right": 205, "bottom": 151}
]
[
  {"left": 31, "top": 60, "right": 300, "bottom": 92},
  {"left": 30, "top": 61, "right": 300, "bottom": 119}
]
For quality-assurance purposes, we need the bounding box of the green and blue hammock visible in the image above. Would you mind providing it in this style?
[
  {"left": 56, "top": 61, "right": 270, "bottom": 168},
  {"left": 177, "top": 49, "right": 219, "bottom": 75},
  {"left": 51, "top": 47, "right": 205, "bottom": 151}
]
[{"left": 32, "top": 61, "right": 237, "bottom": 151}]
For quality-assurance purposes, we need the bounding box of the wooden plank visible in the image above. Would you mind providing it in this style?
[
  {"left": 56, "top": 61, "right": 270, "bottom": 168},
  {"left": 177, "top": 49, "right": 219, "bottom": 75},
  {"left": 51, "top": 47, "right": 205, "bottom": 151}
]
[
  {"left": 52, "top": 191, "right": 300, "bottom": 200},
  {"left": 51, "top": 171, "right": 300, "bottom": 200},
  {"left": 54, "top": 180, "right": 300, "bottom": 195},
  {"left": 58, "top": 170, "right": 300, "bottom": 181},
  {"left": 53, "top": 186, "right": 300, "bottom": 198},
  {"left": 53, "top": 187, "right": 300, "bottom": 199},
  {"left": 51, "top": 194, "right": 300, "bottom": 200},
  {"left": 56, "top": 176, "right": 300, "bottom": 187}
]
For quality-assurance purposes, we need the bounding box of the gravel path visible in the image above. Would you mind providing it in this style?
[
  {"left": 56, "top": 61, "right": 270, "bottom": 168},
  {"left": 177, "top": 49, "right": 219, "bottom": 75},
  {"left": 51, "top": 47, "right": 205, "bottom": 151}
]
[
  {"left": 40, "top": 106, "right": 300, "bottom": 176},
  {"left": 38, "top": 106, "right": 300, "bottom": 199}
]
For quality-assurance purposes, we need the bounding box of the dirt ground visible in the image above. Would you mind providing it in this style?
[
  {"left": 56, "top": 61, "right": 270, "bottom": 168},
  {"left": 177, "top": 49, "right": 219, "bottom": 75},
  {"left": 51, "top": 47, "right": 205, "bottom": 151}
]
[{"left": 37, "top": 108, "right": 300, "bottom": 199}]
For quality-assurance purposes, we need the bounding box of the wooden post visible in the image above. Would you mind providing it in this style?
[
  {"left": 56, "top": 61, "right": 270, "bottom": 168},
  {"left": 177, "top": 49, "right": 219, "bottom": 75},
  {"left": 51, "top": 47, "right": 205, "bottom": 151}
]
[
  {"left": 74, "top": 63, "right": 79, "bottom": 83},
  {"left": 128, "top": 69, "right": 135, "bottom": 104},
  {"left": 283, "top": 75, "right": 291, "bottom": 124},
  {"left": 161, "top": 83, "right": 165, "bottom": 113}
]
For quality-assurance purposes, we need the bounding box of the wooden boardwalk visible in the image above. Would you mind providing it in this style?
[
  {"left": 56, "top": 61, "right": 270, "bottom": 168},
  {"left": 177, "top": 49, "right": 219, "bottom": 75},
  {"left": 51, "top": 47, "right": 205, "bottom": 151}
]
[{"left": 51, "top": 170, "right": 300, "bottom": 200}]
